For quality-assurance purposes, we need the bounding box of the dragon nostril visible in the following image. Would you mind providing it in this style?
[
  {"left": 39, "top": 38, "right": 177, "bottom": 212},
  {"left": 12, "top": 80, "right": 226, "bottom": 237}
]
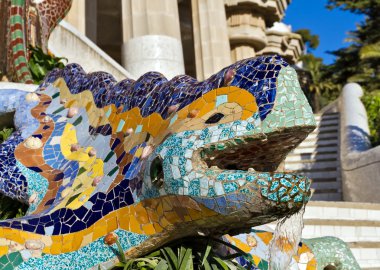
[
  {"left": 150, "top": 157, "right": 164, "bottom": 188},
  {"left": 324, "top": 265, "right": 337, "bottom": 270},
  {"left": 205, "top": 113, "right": 225, "bottom": 124}
]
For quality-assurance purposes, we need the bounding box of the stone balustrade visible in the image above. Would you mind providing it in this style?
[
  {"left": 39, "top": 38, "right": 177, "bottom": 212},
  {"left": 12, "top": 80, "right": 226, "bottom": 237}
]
[{"left": 339, "top": 83, "right": 380, "bottom": 203}]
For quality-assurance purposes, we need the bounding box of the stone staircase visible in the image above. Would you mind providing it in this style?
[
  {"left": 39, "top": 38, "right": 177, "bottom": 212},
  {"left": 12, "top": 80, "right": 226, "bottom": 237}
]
[
  {"left": 285, "top": 112, "right": 342, "bottom": 201},
  {"left": 302, "top": 201, "right": 380, "bottom": 269},
  {"left": 266, "top": 201, "right": 380, "bottom": 269}
]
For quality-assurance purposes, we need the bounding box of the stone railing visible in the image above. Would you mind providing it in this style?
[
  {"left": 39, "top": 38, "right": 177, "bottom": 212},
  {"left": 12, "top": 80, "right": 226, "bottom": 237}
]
[
  {"left": 49, "top": 20, "right": 134, "bottom": 81},
  {"left": 339, "top": 83, "right": 380, "bottom": 203}
]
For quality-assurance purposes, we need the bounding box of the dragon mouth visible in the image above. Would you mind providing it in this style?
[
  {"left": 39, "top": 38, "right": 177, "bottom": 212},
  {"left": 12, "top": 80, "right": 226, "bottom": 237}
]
[{"left": 199, "top": 127, "right": 312, "bottom": 173}]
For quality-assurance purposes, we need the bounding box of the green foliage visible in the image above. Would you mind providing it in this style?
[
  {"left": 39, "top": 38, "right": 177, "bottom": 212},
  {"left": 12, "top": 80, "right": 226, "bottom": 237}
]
[
  {"left": 360, "top": 42, "right": 380, "bottom": 59},
  {"left": 109, "top": 237, "right": 251, "bottom": 270},
  {"left": 362, "top": 91, "right": 380, "bottom": 146},
  {"left": 28, "top": 46, "right": 66, "bottom": 84},
  {"left": 298, "top": 51, "right": 340, "bottom": 111},
  {"left": 324, "top": 0, "right": 380, "bottom": 93},
  {"left": 0, "top": 127, "right": 28, "bottom": 220},
  {"left": 301, "top": 54, "right": 340, "bottom": 96},
  {"left": 0, "top": 193, "right": 27, "bottom": 220},
  {"left": 0, "top": 127, "right": 13, "bottom": 143},
  {"left": 325, "top": 0, "right": 380, "bottom": 147},
  {"left": 295, "top": 29, "right": 320, "bottom": 50}
]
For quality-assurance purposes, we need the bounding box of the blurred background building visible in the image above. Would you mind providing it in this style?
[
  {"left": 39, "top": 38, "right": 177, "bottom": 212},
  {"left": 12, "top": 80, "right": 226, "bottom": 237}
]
[{"left": 60, "top": 0, "right": 303, "bottom": 80}]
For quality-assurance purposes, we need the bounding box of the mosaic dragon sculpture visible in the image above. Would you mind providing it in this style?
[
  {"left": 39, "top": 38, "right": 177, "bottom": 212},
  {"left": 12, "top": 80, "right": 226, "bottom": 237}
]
[
  {"left": 0, "top": 0, "right": 72, "bottom": 83},
  {"left": 0, "top": 55, "right": 360, "bottom": 269}
]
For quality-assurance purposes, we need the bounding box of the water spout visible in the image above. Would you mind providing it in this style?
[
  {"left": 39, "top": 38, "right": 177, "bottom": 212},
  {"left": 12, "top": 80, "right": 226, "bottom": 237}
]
[{"left": 268, "top": 205, "right": 306, "bottom": 270}]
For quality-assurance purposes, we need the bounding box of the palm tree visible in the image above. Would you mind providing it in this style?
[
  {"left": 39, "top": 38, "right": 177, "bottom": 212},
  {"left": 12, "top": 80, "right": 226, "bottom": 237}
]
[
  {"left": 360, "top": 42, "right": 380, "bottom": 59},
  {"left": 301, "top": 54, "right": 340, "bottom": 112}
]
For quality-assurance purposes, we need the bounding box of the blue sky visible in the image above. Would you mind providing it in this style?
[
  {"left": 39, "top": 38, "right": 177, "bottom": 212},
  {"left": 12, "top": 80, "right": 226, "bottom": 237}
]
[{"left": 283, "top": 0, "right": 364, "bottom": 64}]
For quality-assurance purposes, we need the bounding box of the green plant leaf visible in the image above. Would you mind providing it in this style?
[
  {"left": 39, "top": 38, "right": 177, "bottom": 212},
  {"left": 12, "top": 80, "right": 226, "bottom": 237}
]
[
  {"left": 160, "top": 248, "right": 174, "bottom": 270},
  {"left": 203, "top": 260, "right": 212, "bottom": 270},
  {"left": 147, "top": 251, "right": 161, "bottom": 258},
  {"left": 178, "top": 248, "right": 192, "bottom": 270},
  {"left": 212, "top": 257, "right": 229, "bottom": 270},
  {"left": 155, "top": 260, "right": 168, "bottom": 270},
  {"left": 178, "top": 246, "right": 186, "bottom": 265},
  {"left": 201, "top": 245, "right": 212, "bottom": 266},
  {"left": 163, "top": 247, "right": 178, "bottom": 269},
  {"left": 116, "top": 240, "right": 127, "bottom": 263},
  {"left": 210, "top": 264, "right": 219, "bottom": 270}
]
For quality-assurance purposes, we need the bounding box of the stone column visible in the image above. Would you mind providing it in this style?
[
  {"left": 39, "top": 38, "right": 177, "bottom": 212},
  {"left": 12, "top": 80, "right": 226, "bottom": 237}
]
[
  {"left": 191, "top": 0, "right": 231, "bottom": 80},
  {"left": 225, "top": 0, "right": 292, "bottom": 62},
  {"left": 121, "top": 0, "right": 185, "bottom": 79},
  {"left": 258, "top": 22, "right": 303, "bottom": 65},
  {"left": 227, "top": 12, "right": 267, "bottom": 62},
  {"left": 64, "top": 0, "right": 86, "bottom": 35}
]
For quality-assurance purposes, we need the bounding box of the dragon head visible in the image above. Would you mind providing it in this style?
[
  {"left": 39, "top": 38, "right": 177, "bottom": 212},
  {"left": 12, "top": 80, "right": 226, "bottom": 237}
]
[{"left": 140, "top": 55, "right": 316, "bottom": 236}]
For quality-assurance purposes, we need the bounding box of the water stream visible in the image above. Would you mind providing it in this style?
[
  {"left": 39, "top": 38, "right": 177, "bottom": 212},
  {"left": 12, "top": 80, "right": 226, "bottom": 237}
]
[{"left": 268, "top": 205, "right": 306, "bottom": 270}]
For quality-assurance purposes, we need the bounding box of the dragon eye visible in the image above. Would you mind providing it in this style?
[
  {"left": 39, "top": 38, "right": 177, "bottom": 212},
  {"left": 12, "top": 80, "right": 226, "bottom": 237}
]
[{"left": 205, "top": 113, "right": 225, "bottom": 124}]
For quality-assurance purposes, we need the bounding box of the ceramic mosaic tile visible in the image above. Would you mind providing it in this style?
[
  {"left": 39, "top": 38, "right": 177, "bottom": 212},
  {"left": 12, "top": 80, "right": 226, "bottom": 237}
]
[
  {"left": 0, "top": 55, "right": 358, "bottom": 269},
  {"left": 224, "top": 228, "right": 360, "bottom": 270}
]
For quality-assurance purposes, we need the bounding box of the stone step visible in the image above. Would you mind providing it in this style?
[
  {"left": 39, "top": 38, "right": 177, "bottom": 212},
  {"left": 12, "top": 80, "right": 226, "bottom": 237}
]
[
  {"left": 351, "top": 247, "right": 380, "bottom": 269},
  {"left": 298, "top": 138, "right": 339, "bottom": 148},
  {"left": 314, "top": 117, "right": 339, "bottom": 127},
  {"left": 314, "top": 113, "right": 340, "bottom": 121},
  {"left": 290, "top": 146, "right": 338, "bottom": 155},
  {"left": 299, "top": 171, "right": 338, "bottom": 179},
  {"left": 302, "top": 201, "right": 380, "bottom": 268},
  {"left": 285, "top": 160, "right": 338, "bottom": 171},
  {"left": 310, "top": 181, "right": 341, "bottom": 191},
  {"left": 311, "top": 192, "right": 342, "bottom": 201},
  {"left": 304, "top": 201, "right": 380, "bottom": 221},
  {"left": 307, "top": 130, "right": 339, "bottom": 141},
  {"left": 304, "top": 132, "right": 339, "bottom": 140},
  {"left": 309, "top": 177, "right": 341, "bottom": 183},
  {"left": 303, "top": 222, "right": 380, "bottom": 242},
  {"left": 285, "top": 153, "right": 338, "bottom": 163},
  {"left": 317, "top": 125, "right": 340, "bottom": 133},
  {"left": 265, "top": 201, "right": 380, "bottom": 268}
]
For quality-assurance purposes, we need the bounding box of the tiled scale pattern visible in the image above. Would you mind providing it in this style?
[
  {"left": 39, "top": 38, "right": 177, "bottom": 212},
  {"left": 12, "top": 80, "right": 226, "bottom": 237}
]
[{"left": 0, "top": 55, "right": 353, "bottom": 270}]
